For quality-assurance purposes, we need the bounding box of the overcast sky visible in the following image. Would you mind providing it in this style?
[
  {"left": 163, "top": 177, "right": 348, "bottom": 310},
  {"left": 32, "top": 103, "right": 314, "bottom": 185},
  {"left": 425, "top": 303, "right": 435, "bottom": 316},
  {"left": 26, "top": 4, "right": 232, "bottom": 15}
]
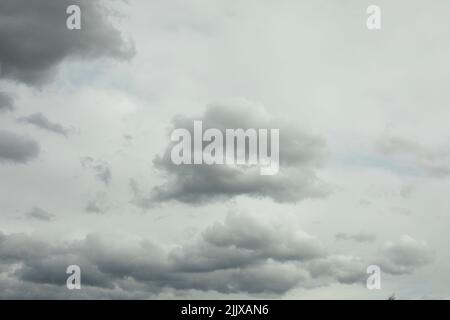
[{"left": 0, "top": 0, "right": 449, "bottom": 299}]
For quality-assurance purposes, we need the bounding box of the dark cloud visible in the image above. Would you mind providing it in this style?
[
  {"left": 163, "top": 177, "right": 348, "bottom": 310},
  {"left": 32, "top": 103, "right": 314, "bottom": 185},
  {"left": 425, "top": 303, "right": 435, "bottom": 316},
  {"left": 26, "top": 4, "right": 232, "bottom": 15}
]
[
  {"left": 0, "top": 92, "right": 14, "bottom": 112},
  {"left": 25, "top": 207, "right": 55, "bottom": 222},
  {"left": 0, "top": 0, "right": 135, "bottom": 85},
  {"left": 138, "top": 103, "right": 329, "bottom": 206},
  {"left": 80, "top": 157, "right": 112, "bottom": 185},
  {"left": 335, "top": 232, "right": 376, "bottom": 243},
  {"left": 0, "top": 214, "right": 431, "bottom": 298},
  {"left": 0, "top": 213, "right": 434, "bottom": 298},
  {"left": 0, "top": 213, "right": 371, "bottom": 298},
  {"left": 18, "top": 113, "right": 70, "bottom": 137},
  {"left": 0, "top": 130, "right": 40, "bottom": 163}
]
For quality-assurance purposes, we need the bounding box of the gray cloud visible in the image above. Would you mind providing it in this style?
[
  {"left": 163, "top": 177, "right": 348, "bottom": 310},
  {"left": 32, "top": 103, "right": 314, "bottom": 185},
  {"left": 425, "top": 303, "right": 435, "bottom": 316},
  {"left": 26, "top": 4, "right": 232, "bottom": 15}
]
[
  {"left": 18, "top": 113, "right": 70, "bottom": 137},
  {"left": 0, "top": 92, "right": 14, "bottom": 112},
  {"left": 81, "top": 157, "right": 112, "bottom": 185},
  {"left": 170, "top": 213, "right": 325, "bottom": 274},
  {"left": 25, "top": 207, "right": 55, "bottom": 222},
  {"left": 85, "top": 193, "right": 108, "bottom": 214},
  {"left": 0, "top": 0, "right": 135, "bottom": 86},
  {"left": 1, "top": 212, "right": 431, "bottom": 298},
  {"left": 0, "top": 130, "right": 40, "bottom": 163},
  {"left": 139, "top": 103, "right": 329, "bottom": 206},
  {"left": 85, "top": 201, "right": 104, "bottom": 214},
  {"left": 335, "top": 232, "right": 377, "bottom": 243},
  {"left": 0, "top": 212, "right": 373, "bottom": 298},
  {"left": 306, "top": 255, "right": 367, "bottom": 286},
  {"left": 377, "top": 235, "right": 434, "bottom": 275}
]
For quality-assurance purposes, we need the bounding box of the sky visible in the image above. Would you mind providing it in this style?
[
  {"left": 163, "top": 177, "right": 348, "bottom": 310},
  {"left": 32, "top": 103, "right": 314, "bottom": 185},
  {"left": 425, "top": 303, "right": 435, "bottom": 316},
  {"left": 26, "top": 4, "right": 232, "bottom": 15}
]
[{"left": 0, "top": 0, "right": 449, "bottom": 299}]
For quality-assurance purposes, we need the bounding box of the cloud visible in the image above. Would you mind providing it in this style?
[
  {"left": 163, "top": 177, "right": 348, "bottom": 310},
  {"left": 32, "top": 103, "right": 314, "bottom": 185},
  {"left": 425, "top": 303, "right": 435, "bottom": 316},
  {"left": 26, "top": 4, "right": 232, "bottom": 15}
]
[
  {"left": 0, "top": 92, "right": 14, "bottom": 112},
  {"left": 0, "top": 130, "right": 40, "bottom": 163},
  {"left": 335, "top": 232, "right": 376, "bottom": 243},
  {"left": 18, "top": 113, "right": 70, "bottom": 137},
  {"left": 0, "top": 0, "right": 135, "bottom": 86},
  {"left": 306, "top": 255, "right": 367, "bottom": 286},
  {"left": 0, "top": 212, "right": 371, "bottom": 298},
  {"left": 169, "top": 213, "right": 325, "bottom": 273},
  {"left": 85, "top": 201, "right": 104, "bottom": 214},
  {"left": 140, "top": 102, "right": 329, "bottom": 206},
  {"left": 80, "top": 157, "right": 112, "bottom": 185},
  {"left": 377, "top": 235, "right": 434, "bottom": 275},
  {"left": 85, "top": 193, "right": 108, "bottom": 214},
  {"left": 25, "top": 207, "right": 55, "bottom": 222},
  {"left": 376, "top": 136, "right": 450, "bottom": 178},
  {"left": 0, "top": 212, "right": 434, "bottom": 298}
]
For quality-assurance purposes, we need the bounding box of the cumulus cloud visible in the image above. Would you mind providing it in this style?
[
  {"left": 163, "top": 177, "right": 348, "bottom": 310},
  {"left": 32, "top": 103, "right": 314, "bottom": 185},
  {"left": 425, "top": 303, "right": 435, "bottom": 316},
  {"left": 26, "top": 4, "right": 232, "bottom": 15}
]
[
  {"left": 335, "top": 232, "right": 376, "bottom": 243},
  {"left": 0, "top": 0, "right": 135, "bottom": 85},
  {"left": 81, "top": 157, "right": 112, "bottom": 185},
  {"left": 25, "top": 207, "right": 55, "bottom": 222},
  {"left": 18, "top": 113, "right": 70, "bottom": 137},
  {"left": 140, "top": 103, "right": 329, "bottom": 206},
  {"left": 0, "top": 212, "right": 373, "bottom": 298},
  {"left": 0, "top": 130, "right": 40, "bottom": 163},
  {"left": 0, "top": 212, "right": 431, "bottom": 298},
  {"left": 0, "top": 92, "right": 14, "bottom": 112},
  {"left": 377, "top": 235, "right": 434, "bottom": 275},
  {"left": 169, "top": 213, "right": 325, "bottom": 274}
]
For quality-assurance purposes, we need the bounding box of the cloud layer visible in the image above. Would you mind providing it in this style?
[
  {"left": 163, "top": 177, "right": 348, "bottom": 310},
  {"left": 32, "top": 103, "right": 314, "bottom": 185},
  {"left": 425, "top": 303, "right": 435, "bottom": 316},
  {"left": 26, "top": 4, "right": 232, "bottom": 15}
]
[{"left": 0, "top": 212, "right": 433, "bottom": 298}]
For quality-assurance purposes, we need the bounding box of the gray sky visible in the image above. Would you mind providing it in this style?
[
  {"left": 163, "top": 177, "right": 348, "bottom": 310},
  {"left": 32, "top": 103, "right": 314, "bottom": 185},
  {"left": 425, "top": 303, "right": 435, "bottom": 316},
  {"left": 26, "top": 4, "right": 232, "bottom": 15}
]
[{"left": 0, "top": 0, "right": 449, "bottom": 299}]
